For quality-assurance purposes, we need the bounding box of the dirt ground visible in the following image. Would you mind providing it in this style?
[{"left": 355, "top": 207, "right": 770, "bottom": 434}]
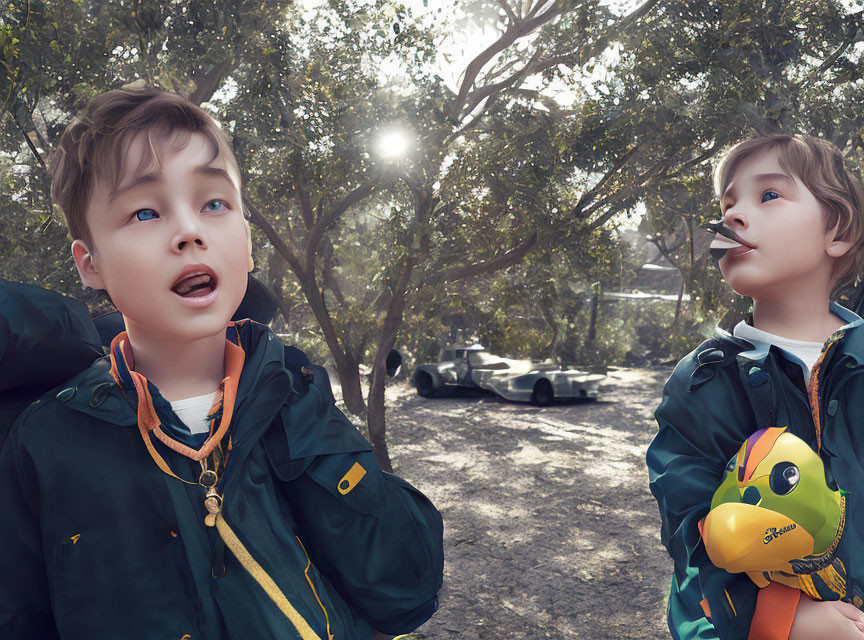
[{"left": 379, "top": 366, "right": 675, "bottom": 640}]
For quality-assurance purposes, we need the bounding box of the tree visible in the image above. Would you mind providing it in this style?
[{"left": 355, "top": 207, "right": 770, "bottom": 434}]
[
  {"left": 224, "top": 0, "right": 666, "bottom": 470},
  {"left": 7, "top": 0, "right": 862, "bottom": 473},
  {"left": 573, "top": 0, "right": 864, "bottom": 327}
]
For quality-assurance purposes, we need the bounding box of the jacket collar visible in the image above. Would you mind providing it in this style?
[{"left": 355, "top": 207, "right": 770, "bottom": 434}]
[
  {"left": 108, "top": 322, "right": 247, "bottom": 462},
  {"left": 58, "top": 319, "right": 294, "bottom": 444},
  {"left": 713, "top": 301, "right": 864, "bottom": 373}
]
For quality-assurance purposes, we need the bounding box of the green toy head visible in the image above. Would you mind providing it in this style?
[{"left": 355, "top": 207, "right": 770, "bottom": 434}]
[{"left": 702, "top": 427, "right": 843, "bottom": 575}]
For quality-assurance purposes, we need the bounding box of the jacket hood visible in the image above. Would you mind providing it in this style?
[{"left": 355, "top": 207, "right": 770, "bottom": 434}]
[{"left": 0, "top": 278, "right": 103, "bottom": 394}]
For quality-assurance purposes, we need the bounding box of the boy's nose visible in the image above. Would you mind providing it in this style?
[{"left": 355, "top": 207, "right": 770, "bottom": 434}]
[
  {"left": 722, "top": 208, "right": 748, "bottom": 229},
  {"left": 177, "top": 236, "right": 206, "bottom": 251},
  {"left": 173, "top": 215, "right": 209, "bottom": 252}
]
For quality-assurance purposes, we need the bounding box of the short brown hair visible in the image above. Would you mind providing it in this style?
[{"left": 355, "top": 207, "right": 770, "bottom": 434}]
[
  {"left": 713, "top": 133, "right": 864, "bottom": 299},
  {"left": 49, "top": 86, "right": 241, "bottom": 252}
]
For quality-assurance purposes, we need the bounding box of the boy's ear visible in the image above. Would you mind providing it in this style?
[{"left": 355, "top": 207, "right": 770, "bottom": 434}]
[
  {"left": 825, "top": 221, "right": 853, "bottom": 258},
  {"left": 71, "top": 239, "right": 107, "bottom": 290},
  {"left": 244, "top": 217, "right": 254, "bottom": 272},
  {"left": 826, "top": 237, "right": 853, "bottom": 258}
]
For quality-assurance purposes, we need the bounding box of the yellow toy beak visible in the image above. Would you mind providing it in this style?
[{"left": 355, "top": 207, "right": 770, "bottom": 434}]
[{"left": 703, "top": 503, "right": 815, "bottom": 573}]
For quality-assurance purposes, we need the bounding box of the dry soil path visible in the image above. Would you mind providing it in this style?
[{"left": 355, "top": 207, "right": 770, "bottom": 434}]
[{"left": 382, "top": 366, "right": 675, "bottom": 640}]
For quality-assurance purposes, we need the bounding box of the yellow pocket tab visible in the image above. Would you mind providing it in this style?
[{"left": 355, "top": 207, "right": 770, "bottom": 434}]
[{"left": 337, "top": 462, "right": 366, "bottom": 495}]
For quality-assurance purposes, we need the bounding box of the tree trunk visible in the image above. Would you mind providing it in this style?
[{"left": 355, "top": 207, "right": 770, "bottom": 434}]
[
  {"left": 366, "top": 372, "right": 393, "bottom": 473},
  {"left": 586, "top": 282, "right": 601, "bottom": 347},
  {"left": 295, "top": 273, "right": 366, "bottom": 414},
  {"left": 266, "top": 250, "right": 293, "bottom": 332},
  {"left": 334, "top": 355, "right": 366, "bottom": 417},
  {"left": 539, "top": 304, "right": 560, "bottom": 360},
  {"left": 671, "top": 279, "right": 684, "bottom": 335},
  {"left": 244, "top": 197, "right": 368, "bottom": 416},
  {"left": 547, "top": 324, "right": 560, "bottom": 360},
  {"left": 296, "top": 277, "right": 365, "bottom": 414},
  {"left": 366, "top": 260, "right": 414, "bottom": 471}
]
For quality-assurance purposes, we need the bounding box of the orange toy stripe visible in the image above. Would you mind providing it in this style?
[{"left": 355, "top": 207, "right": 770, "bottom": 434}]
[{"left": 741, "top": 428, "right": 785, "bottom": 485}]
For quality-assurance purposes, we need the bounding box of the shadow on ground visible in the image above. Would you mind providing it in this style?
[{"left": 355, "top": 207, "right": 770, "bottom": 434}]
[{"left": 385, "top": 367, "right": 674, "bottom": 640}]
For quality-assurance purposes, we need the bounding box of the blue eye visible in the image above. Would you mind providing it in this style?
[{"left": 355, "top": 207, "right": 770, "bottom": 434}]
[
  {"left": 761, "top": 191, "right": 781, "bottom": 203},
  {"left": 134, "top": 209, "right": 158, "bottom": 222},
  {"left": 132, "top": 200, "right": 227, "bottom": 222}
]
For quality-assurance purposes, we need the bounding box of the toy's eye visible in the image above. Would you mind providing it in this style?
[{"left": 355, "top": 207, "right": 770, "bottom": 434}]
[
  {"left": 761, "top": 191, "right": 781, "bottom": 203},
  {"left": 725, "top": 456, "right": 737, "bottom": 473},
  {"left": 769, "top": 461, "right": 799, "bottom": 495}
]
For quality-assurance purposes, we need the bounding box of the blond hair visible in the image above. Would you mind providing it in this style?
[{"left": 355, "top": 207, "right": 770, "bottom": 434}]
[
  {"left": 714, "top": 134, "right": 864, "bottom": 298},
  {"left": 49, "top": 86, "right": 241, "bottom": 252}
]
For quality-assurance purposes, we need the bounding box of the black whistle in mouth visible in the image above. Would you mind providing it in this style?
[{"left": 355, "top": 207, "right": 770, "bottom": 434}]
[
  {"left": 705, "top": 221, "right": 741, "bottom": 242},
  {"left": 704, "top": 221, "right": 741, "bottom": 266}
]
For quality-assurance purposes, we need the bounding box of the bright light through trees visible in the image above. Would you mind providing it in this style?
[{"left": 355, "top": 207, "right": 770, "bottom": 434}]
[{"left": 375, "top": 127, "right": 414, "bottom": 160}]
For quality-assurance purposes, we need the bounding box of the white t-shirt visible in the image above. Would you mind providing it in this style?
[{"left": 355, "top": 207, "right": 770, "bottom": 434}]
[
  {"left": 170, "top": 390, "right": 219, "bottom": 435},
  {"left": 733, "top": 321, "right": 824, "bottom": 386}
]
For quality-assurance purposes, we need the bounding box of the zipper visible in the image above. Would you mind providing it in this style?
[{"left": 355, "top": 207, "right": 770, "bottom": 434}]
[
  {"left": 807, "top": 330, "right": 846, "bottom": 452},
  {"left": 296, "top": 536, "right": 334, "bottom": 640}
]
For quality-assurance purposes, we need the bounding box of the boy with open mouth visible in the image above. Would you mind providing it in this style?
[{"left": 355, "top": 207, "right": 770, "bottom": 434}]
[{"left": 0, "top": 86, "right": 443, "bottom": 640}]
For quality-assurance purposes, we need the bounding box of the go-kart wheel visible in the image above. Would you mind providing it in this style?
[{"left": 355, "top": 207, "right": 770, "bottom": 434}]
[
  {"left": 415, "top": 371, "right": 436, "bottom": 398},
  {"left": 532, "top": 379, "right": 554, "bottom": 406}
]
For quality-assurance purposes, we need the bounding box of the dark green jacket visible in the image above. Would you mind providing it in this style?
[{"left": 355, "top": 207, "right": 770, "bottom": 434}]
[
  {"left": 0, "top": 317, "right": 443, "bottom": 639},
  {"left": 0, "top": 279, "right": 104, "bottom": 450},
  {"left": 647, "top": 302, "right": 864, "bottom": 639}
]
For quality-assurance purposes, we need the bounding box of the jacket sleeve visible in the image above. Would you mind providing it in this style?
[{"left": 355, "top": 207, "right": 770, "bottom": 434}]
[
  {"left": 270, "top": 362, "right": 444, "bottom": 635},
  {"left": 0, "top": 405, "right": 60, "bottom": 639},
  {"left": 647, "top": 354, "right": 760, "bottom": 640}
]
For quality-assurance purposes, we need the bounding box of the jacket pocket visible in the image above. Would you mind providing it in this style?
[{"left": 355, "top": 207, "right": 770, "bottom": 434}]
[
  {"left": 381, "top": 471, "right": 443, "bottom": 587},
  {"left": 304, "top": 450, "right": 382, "bottom": 517}
]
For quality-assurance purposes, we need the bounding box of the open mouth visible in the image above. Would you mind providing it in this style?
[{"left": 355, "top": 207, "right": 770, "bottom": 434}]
[{"left": 171, "top": 273, "right": 218, "bottom": 298}]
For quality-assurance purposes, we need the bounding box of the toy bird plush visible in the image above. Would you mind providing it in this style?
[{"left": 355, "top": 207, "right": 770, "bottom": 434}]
[{"left": 701, "top": 427, "right": 850, "bottom": 602}]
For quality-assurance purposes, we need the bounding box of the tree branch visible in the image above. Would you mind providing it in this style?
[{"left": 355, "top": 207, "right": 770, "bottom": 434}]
[
  {"left": 795, "top": 13, "right": 863, "bottom": 91},
  {"left": 496, "top": 0, "right": 518, "bottom": 24},
  {"left": 583, "top": 193, "right": 637, "bottom": 231},
  {"left": 243, "top": 195, "right": 306, "bottom": 280},
  {"left": 293, "top": 158, "right": 315, "bottom": 230},
  {"left": 246, "top": 193, "right": 360, "bottom": 412},
  {"left": 570, "top": 144, "right": 640, "bottom": 217},
  {"left": 649, "top": 235, "right": 682, "bottom": 272},
  {"left": 321, "top": 237, "right": 347, "bottom": 307},
  {"left": 524, "top": 0, "right": 557, "bottom": 23},
  {"left": 666, "top": 137, "right": 727, "bottom": 179},
  {"left": 189, "top": 58, "right": 233, "bottom": 105},
  {"left": 447, "top": 92, "right": 502, "bottom": 140},
  {"left": 572, "top": 0, "right": 664, "bottom": 67},
  {"left": 458, "top": 47, "right": 545, "bottom": 120},
  {"left": 304, "top": 176, "right": 380, "bottom": 269},
  {"left": 449, "top": 4, "right": 562, "bottom": 122},
  {"left": 582, "top": 155, "right": 673, "bottom": 231},
  {"left": 438, "top": 229, "right": 538, "bottom": 283}
]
